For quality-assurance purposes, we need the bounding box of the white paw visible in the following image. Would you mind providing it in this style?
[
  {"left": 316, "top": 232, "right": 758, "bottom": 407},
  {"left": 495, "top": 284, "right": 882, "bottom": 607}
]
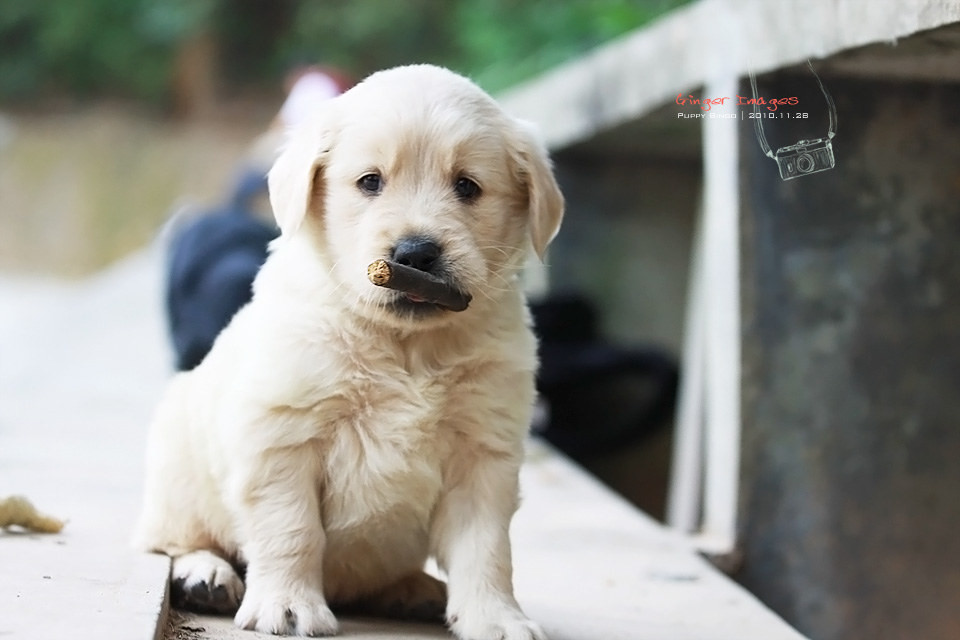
[
  {"left": 235, "top": 587, "right": 339, "bottom": 637},
  {"left": 449, "top": 602, "right": 547, "bottom": 640},
  {"left": 171, "top": 550, "right": 245, "bottom": 614}
]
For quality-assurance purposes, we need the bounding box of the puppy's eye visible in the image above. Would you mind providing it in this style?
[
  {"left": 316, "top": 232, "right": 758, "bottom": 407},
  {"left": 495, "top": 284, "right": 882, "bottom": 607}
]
[
  {"left": 454, "top": 177, "right": 481, "bottom": 202},
  {"left": 357, "top": 173, "right": 383, "bottom": 195}
]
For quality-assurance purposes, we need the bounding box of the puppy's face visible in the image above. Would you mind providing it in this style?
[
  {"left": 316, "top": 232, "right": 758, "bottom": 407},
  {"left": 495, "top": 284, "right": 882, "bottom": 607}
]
[{"left": 269, "top": 65, "right": 563, "bottom": 328}]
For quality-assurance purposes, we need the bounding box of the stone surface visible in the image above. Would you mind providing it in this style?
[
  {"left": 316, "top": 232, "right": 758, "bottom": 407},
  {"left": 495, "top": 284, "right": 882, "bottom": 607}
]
[
  {"left": 0, "top": 247, "right": 172, "bottom": 640},
  {"left": 739, "top": 74, "right": 960, "bottom": 640}
]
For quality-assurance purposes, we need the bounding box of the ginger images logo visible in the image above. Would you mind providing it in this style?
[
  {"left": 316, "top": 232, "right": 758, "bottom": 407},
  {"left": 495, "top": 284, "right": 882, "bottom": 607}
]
[
  {"left": 676, "top": 93, "right": 799, "bottom": 113},
  {"left": 750, "top": 60, "right": 837, "bottom": 181}
]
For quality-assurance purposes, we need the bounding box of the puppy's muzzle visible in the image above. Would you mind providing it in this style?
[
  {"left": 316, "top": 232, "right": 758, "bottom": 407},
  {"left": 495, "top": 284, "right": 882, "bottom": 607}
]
[{"left": 380, "top": 235, "right": 471, "bottom": 313}]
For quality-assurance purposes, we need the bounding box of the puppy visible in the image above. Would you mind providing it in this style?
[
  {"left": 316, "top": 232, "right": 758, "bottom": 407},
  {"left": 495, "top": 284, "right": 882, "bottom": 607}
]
[{"left": 134, "top": 64, "right": 564, "bottom": 640}]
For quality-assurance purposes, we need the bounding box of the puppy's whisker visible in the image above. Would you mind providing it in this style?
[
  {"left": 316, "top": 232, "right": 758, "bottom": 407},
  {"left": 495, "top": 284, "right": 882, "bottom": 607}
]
[
  {"left": 482, "top": 272, "right": 520, "bottom": 294},
  {"left": 323, "top": 258, "right": 352, "bottom": 299},
  {"left": 476, "top": 244, "right": 515, "bottom": 259}
]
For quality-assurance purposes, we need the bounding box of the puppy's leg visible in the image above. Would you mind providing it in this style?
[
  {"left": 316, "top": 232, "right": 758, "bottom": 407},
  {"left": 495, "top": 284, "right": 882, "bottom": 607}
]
[
  {"left": 171, "top": 550, "right": 245, "bottom": 614},
  {"left": 350, "top": 571, "right": 447, "bottom": 622},
  {"left": 231, "top": 446, "right": 338, "bottom": 637},
  {"left": 431, "top": 453, "right": 546, "bottom": 640}
]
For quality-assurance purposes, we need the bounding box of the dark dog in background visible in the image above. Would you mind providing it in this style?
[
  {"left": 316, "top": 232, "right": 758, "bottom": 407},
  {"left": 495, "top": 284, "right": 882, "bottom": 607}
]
[
  {"left": 165, "top": 67, "right": 350, "bottom": 372},
  {"left": 165, "top": 169, "right": 277, "bottom": 371}
]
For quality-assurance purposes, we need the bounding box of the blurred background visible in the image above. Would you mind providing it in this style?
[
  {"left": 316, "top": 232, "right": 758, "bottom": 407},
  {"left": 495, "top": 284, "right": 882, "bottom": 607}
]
[
  {"left": 5, "top": 3, "right": 960, "bottom": 640},
  {"left": 0, "top": 0, "right": 689, "bottom": 277},
  {"left": 0, "top": 0, "right": 688, "bottom": 539}
]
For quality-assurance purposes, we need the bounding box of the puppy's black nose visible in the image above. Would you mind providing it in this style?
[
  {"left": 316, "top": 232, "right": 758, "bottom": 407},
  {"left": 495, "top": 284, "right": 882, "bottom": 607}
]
[{"left": 391, "top": 237, "right": 442, "bottom": 273}]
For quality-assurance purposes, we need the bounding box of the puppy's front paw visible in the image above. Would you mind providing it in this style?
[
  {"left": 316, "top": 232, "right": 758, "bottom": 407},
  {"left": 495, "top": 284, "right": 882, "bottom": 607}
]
[
  {"left": 449, "top": 603, "right": 546, "bottom": 640},
  {"left": 235, "top": 587, "right": 339, "bottom": 637},
  {"left": 171, "top": 550, "right": 245, "bottom": 615}
]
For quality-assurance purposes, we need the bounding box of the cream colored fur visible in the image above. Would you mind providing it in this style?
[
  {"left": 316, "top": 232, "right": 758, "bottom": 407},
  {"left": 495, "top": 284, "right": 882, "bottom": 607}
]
[{"left": 134, "top": 64, "right": 563, "bottom": 639}]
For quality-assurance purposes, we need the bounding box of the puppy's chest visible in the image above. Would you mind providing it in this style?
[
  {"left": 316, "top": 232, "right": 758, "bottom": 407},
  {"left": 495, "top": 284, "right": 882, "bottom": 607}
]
[{"left": 317, "top": 359, "right": 455, "bottom": 523}]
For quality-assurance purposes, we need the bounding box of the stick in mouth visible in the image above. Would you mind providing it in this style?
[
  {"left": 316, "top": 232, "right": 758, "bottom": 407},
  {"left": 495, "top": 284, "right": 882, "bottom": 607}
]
[{"left": 367, "top": 259, "right": 472, "bottom": 312}]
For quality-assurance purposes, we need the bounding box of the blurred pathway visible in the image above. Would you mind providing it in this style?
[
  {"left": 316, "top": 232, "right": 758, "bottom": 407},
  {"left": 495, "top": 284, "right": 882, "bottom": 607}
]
[{"left": 0, "top": 246, "right": 170, "bottom": 640}]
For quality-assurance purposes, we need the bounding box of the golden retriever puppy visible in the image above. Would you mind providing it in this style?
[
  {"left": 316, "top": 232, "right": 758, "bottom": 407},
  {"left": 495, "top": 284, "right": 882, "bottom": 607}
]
[{"left": 134, "top": 64, "right": 563, "bottom": 639}]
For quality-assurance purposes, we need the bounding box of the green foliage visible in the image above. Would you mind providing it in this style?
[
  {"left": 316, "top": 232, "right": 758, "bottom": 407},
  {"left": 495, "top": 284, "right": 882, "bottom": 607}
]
[
  {"left": 451, "top": 0, "right": 692, "bottom": 92},
  {"left": 0, "top": 0, "right": 216, "bottom": 103},
  {"left": 277, "top": 1, "right": 456, "bottom": 74},
  {"left": 275, "top": 0, "right": 692, "bottom": 92},
  {"left": 0, "top": 0, "right": 692, "bottom": 105}
]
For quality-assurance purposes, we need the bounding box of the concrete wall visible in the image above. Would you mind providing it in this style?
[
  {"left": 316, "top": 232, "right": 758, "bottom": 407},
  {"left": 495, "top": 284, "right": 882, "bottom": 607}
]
[
  {"left": 501, "top": 5, "right": 960, "bottom": 639},
  {"left": 542, "top": 147, "right": 700, "bottom": 518},
  {"left": 549, "top": 153, "right": 699, "bottom": 354},
  {"left": 738, "top": 73, "right": 960, "bottom": 640}
]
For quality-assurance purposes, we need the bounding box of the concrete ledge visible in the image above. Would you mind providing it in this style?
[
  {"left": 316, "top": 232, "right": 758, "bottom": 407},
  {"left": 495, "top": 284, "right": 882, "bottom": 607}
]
[
  {"left": 513, "top": 440, "right": 806, "bottom": 640},
  {"left": 499, "top": 0, "right": 960, "bottom": 151},
  {"left": 0, "top": 249, "right": 172, "bottom": 640},
  {"left": 1, "top": 246, "right": 806, "bottom": 639},
  {"left": 169, "top": 440, "right": 807, "bottom": 640},
  {"left": 0, "top": 534, "right": 169, "bottom": 640}
]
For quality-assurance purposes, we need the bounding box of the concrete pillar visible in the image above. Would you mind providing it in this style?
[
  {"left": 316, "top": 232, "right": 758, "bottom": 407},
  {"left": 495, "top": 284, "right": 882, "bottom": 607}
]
[{"left": 738, "top": 73, "right": 960, "bottom": 640}]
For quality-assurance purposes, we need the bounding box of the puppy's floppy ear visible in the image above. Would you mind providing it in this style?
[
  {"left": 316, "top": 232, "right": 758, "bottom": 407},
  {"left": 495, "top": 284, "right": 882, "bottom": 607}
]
[
  {"left": 268, "top": 111, "right": 336, "bottom": 236},
  {"left": 513, "top": 119, "right": 564, "bottom": 261}
]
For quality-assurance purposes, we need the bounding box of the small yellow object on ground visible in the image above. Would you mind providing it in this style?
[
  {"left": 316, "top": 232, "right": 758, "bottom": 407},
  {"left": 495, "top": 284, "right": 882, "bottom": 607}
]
[{"left": 0, "top": 495, "right": 65, "bottom": 533}]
